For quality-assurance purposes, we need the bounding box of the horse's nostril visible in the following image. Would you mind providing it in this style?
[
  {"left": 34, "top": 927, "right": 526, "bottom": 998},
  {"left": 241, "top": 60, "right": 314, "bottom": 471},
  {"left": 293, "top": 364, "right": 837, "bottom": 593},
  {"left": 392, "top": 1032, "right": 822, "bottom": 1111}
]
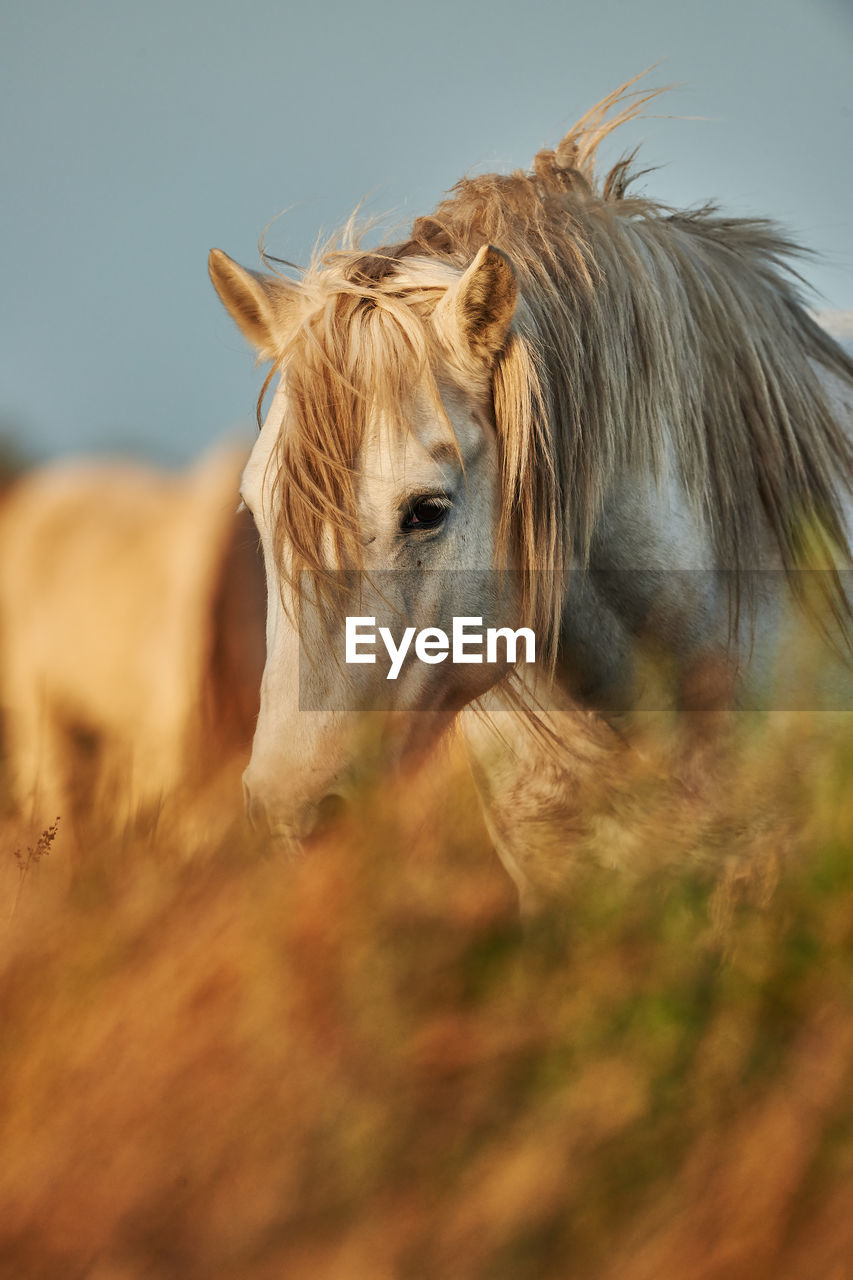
[
  {"left": 311, "top": 792, "right": 349, "bottom": 836},
  {"left": 244, "top": 776, "right": 348, "bottom": 844}
]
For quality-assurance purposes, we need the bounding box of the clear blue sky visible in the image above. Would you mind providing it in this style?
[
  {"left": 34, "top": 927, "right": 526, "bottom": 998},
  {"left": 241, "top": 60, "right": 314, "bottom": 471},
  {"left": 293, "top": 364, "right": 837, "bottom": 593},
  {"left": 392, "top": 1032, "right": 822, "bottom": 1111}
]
[{"left": 1, "top": 0, "right": 851, "bottom": 463}]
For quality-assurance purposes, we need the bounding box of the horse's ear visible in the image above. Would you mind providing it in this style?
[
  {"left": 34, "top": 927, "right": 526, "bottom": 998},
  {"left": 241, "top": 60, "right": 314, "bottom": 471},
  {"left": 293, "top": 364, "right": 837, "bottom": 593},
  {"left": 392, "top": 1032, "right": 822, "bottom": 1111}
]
[
  {"left": 435, "top": 244, "right": 518, "bottom": 365},
  {"left": 208, "top": 249, "right": 298, "bottom": 361}
]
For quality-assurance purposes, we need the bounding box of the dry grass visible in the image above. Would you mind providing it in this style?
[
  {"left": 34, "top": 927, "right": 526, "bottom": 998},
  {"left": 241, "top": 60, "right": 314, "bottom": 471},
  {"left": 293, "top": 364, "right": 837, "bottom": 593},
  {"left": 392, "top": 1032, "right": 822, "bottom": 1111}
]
[{"left": 0, "top": 717, "right": 851, "bottom": 1280}]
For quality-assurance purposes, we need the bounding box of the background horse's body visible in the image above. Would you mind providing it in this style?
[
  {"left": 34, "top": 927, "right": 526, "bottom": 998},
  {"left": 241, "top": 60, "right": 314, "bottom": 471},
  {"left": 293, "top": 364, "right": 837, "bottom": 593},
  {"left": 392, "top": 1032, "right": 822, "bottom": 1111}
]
[
  {"left": 0, "top": 443, "right": 265, "bottom": 826},
  {"left": 210, "top": 84, "right": 853, "bottom": 899}
]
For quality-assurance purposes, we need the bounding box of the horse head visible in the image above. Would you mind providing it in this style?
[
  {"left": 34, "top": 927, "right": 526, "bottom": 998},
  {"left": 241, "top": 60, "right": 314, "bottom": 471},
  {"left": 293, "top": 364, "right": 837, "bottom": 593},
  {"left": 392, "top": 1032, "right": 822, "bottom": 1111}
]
[{"left": 210, "top": 244, "right": 534, "bottom": 841}]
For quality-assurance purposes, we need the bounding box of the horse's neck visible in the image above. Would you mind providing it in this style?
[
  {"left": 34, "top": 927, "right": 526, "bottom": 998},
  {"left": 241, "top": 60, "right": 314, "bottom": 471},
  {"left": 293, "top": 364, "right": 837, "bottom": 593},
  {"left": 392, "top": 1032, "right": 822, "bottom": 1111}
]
[
  {"left": 811, "top": 352, "right": 853, "bottom": 548},
  {"left": 556, "top": 461, "right": 729, "bottom": 711},
  {"left": 812, "top": 313, "right": 853, "bottom": 546},
  {"left": 555, "top": 350, "right": 853, "bottom": 711}
]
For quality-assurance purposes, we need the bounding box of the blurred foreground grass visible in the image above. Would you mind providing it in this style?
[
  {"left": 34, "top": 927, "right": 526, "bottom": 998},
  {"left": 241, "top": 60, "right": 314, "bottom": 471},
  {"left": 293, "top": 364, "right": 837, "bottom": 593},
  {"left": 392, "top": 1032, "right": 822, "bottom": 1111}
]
[{"left": 0, "top": 716, "right": 851, "bottom": 1280}]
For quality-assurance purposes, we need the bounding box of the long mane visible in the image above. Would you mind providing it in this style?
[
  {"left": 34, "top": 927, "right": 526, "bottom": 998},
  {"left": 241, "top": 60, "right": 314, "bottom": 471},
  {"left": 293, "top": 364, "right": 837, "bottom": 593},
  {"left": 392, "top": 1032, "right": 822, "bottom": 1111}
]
[{"left": 267, "top": 79, "right": 853, "bottom": 655}]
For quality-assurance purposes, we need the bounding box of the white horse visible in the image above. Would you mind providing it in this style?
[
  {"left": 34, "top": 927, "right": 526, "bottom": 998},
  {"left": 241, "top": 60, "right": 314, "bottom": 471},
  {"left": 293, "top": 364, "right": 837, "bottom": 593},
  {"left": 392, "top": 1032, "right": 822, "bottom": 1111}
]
[{"left": 210, "top": 83, "right": 853, "bottom": 903}]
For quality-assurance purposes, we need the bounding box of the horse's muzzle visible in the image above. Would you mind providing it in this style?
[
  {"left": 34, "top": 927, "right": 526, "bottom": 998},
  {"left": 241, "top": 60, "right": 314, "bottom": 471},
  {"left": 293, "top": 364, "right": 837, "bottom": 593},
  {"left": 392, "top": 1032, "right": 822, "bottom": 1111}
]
[{"left": 243, "top": 772, "right": 349, "bottom": 845}]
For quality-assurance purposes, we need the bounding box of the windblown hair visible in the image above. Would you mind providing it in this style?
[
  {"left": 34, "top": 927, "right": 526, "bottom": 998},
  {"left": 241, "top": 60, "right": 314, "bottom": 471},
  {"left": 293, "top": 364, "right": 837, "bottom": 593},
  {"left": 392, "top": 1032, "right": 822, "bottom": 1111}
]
[{"left": 265, "top": 78, "right": 853, "bottom": 658}]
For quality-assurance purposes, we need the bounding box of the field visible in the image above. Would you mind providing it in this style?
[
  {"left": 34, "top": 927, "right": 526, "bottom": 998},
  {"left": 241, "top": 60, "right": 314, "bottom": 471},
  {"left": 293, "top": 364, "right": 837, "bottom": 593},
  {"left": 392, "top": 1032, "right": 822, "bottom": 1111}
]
[{"left": 1, "top": 712, "right": 851, "bottom": 1280}]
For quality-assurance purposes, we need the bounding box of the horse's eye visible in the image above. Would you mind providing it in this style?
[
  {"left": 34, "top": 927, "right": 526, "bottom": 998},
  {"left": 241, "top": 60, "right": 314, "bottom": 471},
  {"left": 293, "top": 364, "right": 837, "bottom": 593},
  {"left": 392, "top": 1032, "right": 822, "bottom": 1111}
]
[{"left": 401, "top": 496, "right": 450, "bottom": 531}]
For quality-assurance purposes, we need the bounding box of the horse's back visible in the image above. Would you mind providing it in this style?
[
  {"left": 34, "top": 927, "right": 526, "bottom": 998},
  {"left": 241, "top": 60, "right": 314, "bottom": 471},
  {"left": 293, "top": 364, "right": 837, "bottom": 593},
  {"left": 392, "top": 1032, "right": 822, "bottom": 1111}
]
[{"left": 0, "top": 458, "right": 216, "bottom": 723}]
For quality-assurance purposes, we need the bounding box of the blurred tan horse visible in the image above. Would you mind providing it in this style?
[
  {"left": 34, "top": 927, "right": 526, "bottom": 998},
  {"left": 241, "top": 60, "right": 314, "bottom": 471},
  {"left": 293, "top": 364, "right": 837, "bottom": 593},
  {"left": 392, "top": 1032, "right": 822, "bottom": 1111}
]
[{"left": 0, "top": 443, "right": 265, "bottom": 826}]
